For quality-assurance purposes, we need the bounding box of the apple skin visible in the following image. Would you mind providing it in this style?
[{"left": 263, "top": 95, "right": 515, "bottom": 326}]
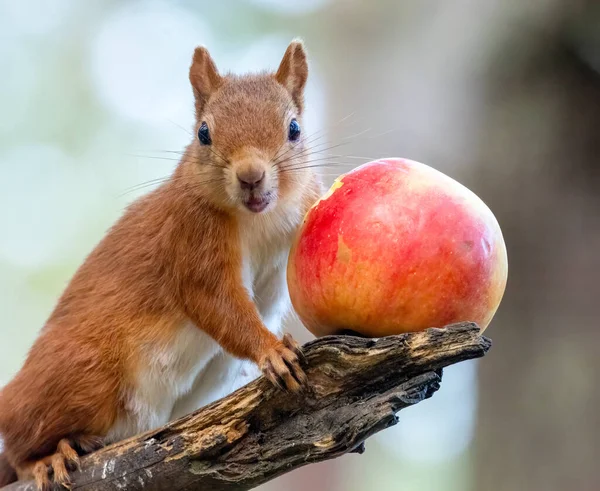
[{"left": 287, "top": 158, "right": 508, "bottom": 337}]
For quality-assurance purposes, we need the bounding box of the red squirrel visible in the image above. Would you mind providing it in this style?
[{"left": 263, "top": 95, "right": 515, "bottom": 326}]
[{"left": 0, "top": 39, "right": 323, "bottom": 489}]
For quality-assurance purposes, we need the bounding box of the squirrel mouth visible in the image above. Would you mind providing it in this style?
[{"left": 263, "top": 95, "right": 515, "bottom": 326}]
[{"left": 243, "top": 196, "right": 270, "bottom": 213}]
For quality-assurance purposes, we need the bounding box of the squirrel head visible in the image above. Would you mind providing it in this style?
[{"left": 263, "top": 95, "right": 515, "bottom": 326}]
[{"left": 185, "top": 40, "right": 312, "bottom": 214}]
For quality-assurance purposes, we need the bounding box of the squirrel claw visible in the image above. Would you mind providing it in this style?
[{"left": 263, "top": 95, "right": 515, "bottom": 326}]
[
  {"left": 282, "top": 333, "right": 307, "bottom": 365},
  {"left": 263, "top": 359, "right": 286, "bottom": 391},
  {"left": 261, "top": 336, "right": 307, "bottom": 393},
  {"left": 16, "top": 438, "right": 82, "bottom": 491}
]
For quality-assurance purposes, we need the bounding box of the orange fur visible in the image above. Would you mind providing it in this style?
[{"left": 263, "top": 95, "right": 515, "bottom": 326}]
[{"left": 0, "top": 39, "right": 322, "bottom": 488}]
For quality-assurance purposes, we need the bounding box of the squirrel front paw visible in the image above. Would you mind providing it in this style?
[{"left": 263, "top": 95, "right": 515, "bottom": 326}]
[{"left": 260, "top": 333, "right": 307, "bottom": 392}]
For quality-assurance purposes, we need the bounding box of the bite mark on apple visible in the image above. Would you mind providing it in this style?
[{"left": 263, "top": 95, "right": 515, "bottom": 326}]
[{"left": 304, "top": 176, "right": 345, "bottom": 223}]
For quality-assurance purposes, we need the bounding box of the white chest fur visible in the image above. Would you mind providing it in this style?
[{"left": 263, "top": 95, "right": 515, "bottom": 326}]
[
  {"left": 238, "top": 202, "right": 302, "bottom": 330},
  {"left": 110, "top": 202, "right": 304, "bottom": 440},
  {"left": 106, "top": 323, "right": 220, "bottom": 443}
]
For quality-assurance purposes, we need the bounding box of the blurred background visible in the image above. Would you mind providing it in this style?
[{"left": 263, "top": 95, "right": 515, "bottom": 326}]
[{"left": 1, "top": 0, "right": 599, "bottom": 490}]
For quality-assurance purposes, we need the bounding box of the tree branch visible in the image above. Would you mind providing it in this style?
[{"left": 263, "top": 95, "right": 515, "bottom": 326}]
[{"left": 5, "top": 322, "right": 491, "bottom": 491}]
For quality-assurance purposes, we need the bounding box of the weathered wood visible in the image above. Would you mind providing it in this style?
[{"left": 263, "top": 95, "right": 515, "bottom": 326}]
[{"left": 4, "top": 322, "right": 491, "bottom": 491}]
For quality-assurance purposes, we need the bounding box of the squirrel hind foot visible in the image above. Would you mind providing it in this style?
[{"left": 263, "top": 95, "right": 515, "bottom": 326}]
[
  {"left": 16, "top": 460, "right": 52, "bottom": 491},
  {"left": 16, "top": 435, "right": 102, "bottom": 490}
]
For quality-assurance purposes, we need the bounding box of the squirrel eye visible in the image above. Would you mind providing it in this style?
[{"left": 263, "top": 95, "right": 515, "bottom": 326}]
[
  {"left": 288, "top": 119, "right": 301, "bottom": 141},
  {"left": 198, "top": 122, "right": 211, "bottom": 145}
]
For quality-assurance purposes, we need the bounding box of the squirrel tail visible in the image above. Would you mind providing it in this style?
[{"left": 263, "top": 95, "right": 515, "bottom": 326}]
[{"left": 0, "top": 453, "right": 17, "bottom": 487}]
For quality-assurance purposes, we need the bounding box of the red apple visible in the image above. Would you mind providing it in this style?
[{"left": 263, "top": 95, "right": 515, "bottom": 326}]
[{"left": 288, "top": 158, "right": 508, "bottom": 337}]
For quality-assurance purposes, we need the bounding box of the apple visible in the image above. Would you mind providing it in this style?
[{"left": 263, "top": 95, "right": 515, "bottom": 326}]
[{"left": 287, "top": 158, "right": 508, "bottom": 337}]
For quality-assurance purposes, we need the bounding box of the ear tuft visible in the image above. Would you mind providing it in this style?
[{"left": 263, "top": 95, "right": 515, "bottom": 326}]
[
  {"left": 275, "top": 39, "right": 309, "bottom": 112},
  {"left": 189, "top": 46, "right": 222, "bottom": 116}
]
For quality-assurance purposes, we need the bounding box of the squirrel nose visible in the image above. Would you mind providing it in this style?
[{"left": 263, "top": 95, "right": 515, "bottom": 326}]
[{"left": 237, "top": 169, "right": 265, "bottom": 191}]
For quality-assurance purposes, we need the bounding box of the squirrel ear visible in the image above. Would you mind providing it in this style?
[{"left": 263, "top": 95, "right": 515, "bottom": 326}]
[
  {"left": 189, "top": 46, "right": 222, "bottom": 116},
  {"left": 275, "top": 39, "right": 308, "bottom": 112}
]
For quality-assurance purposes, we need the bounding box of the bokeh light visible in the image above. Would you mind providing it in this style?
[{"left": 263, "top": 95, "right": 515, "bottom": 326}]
[
  {"left": 244, "top": 0, "right": 332, "bottom": 16},
  {"left": 0, "top": 0, "right": 71, "bottom": 37},
  {"left": 89, "top": 0, "right": 214, "bottom": 126},
  {"left": 0, "top": 144, "right": 103, "bottom": 269}
]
